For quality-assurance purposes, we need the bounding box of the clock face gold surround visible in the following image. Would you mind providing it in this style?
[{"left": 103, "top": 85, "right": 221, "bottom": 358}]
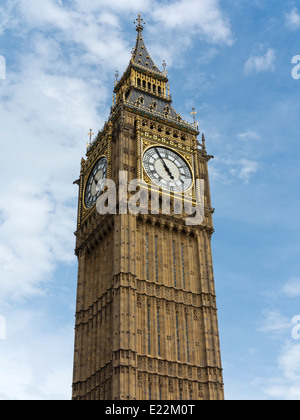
[
  {"left": 143, "top": 146, "right": 193, "bottom": 192},
  {"left": 84, "top": 157, "right": 108, "bottom": 209}
]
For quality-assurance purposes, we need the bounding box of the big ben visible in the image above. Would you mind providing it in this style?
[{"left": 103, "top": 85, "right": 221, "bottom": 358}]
[{"left": 72, "top": 15, "right": 224, "bottom": 401}]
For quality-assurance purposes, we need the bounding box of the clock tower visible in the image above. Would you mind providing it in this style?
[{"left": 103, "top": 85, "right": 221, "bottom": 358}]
[{"left": 72, "top": 15, "right": 224, "bottom": 401}]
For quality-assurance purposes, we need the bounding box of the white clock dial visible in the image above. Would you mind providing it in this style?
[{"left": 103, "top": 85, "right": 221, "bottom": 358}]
[
  {"left": 84, "top": 157, "right": 108, "bottom": 208},
  {"left": 143, "top": 146, "right": 193, "bottom": 192}
]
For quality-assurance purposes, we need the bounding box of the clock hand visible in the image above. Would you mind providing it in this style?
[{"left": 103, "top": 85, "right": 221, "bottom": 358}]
[
  {"left": 93, "top": 170, "right": 104, "bottom": 185},
  {"left": 91, "top": 175, "right": 101, "bottom": 195},
  {"left": 155, "top": 148, "right": 174, "bottom": 180}
]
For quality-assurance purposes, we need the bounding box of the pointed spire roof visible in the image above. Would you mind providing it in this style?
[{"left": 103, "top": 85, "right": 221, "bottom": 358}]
[
  {"left": 131, "top": 14, "right": 165, "bottom": 77},
  {"left": 111, "top": 15, "right": 199, "bottom": 134}
]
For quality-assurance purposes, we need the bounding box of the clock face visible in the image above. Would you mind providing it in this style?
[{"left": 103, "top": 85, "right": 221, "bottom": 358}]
[
  {"left": 84, "top": 157, "right": 108, "bottom": 208},
  {"left": 143, "top": 146, "right": 193, "bottom": 192}
]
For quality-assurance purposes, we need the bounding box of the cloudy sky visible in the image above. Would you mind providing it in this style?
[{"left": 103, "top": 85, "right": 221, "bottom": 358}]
[{"left": 0, "top": 0, "right": 300, "bottom": 400}]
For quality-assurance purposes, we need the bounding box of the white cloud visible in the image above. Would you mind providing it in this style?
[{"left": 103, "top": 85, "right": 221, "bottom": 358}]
[
  {"left": 0, "top": 63, "right": 102, "bottom": 301},
  {"left": 0, "top": 0, "right": 18, "bottom": 35},
  {"left": 74, "top": 0, "right": 152, "bottom": 14},
  {"left": 285, "top": 7, "right": 300, "bottom": 30},
  {"left": 237, "top": 131, "right": 261, "bottom": 142},
  {"left": 152, "top": 0, "right": 233, "bottom": 46},
  {"left": 0, "top": 307, "right": 73, "bottom": 400},
  {"left": 18, "top": 0, "right": 74, "bottom": 31},
  {"left": 13, "top": 0, "right": 131, "bottom": 71},
  {"left": 211, "top": 156, "right": 260, "bottom": 185},
  {"left": 227, "top": 158, "right": 259, "bottom": 183},
  {"left": 258, "top": 310, "right": 291, "bottom": 336},
  {"left": 258, "top": 310, "right": 300, "bottom": 399},
  {"left": 244, "top": 48, "right": 276, "bottom": 75},
  {"left": 283, "top": 278, "right": 300, "bottom": 298},
  {"left": 263, "top": 341, "right": 300, "bottom": 400},
  {"left": 238, "top": 159, "right": 260, "bottom": 182},
  {"left": 0, "top": 6, "right": 118, "bottom": 302}
]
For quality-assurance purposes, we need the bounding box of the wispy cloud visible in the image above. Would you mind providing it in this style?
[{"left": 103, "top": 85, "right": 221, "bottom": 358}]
[
  {"left": 225, "top": 158, "right": 260, "bottom": 183},
  {"left": 152, "top": 0, "right": 233, "bottom": 46},
  {"left": 285, "top": 7, "right": 300, "bottom": 31},
  {"left": 237, "top": 131, "right": 261, "bottom": 142},
  {"left": 263, "top": 342, "right": 300, "bottom": 400},
  {"left": 258, "top": 310, "right": 291, "bottom": 336},
  {"left": 0, "top": 40, "right": 104, "bottom": 301},
  {"left": 0, "top": 307, "right": 74, "bottom": 400},
  {"left": 282, "top": 278, "right": 300, "bottom": 298},
  {"left": 244, "top": 48, "right": 276, "bottom": 75},
  {"left": 258, "top": 294, "right": 300, "bottom": 399}
]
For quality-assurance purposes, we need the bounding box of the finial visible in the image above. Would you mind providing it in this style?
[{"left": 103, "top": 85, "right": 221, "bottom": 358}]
[
  {"left": 162, "top": 60, "right": 167, "bottom": 75},
  {"left": 191, "top": 108, "right": 197, "bottom": 125},
  {"left": 88, "top": 128, "right": 94, "bottom": 142},
  {"left": 135, "top": 13, "right": 145, "bottom": 32},
  {"left": 115, "top": 70, "right": 119, "bottom": 85}
]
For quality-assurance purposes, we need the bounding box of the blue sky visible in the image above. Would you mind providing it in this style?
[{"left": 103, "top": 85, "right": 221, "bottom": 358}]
[{"left": 0, "top": 0, "right": 300, "bottom": 400}]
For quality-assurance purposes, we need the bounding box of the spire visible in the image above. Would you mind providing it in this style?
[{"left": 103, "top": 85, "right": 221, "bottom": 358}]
[
  {"left": 135, "top": 13, "right": 145, "bottom": 32},
  {"left": 112, "top": 15, "right": 199, "bottom": 134},
  {"left": 131, "top": 14, "right": 163, "bottom": 75}
]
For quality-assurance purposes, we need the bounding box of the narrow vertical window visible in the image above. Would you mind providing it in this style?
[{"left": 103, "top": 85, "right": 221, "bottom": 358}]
[
  {"left": 185, "top": 315, "right": 190, "bottom": 363},
  {"left": 172, "top": 241, "right": 177, "bottom": 288},
  {"left": 176, "top": 313, "right": 180, "bottom": 361},
  {"left": 157, "top": 309, "right": 161, "bottom": 356},
  {"left": 147, "top": 306, "right": 151, "bottom": 354},
  {"left": 155, "top": 236, "right": 158, "bottom": 283},
  {"left": 149, "top": 385, "right": 152, "bottom": 400},
  {"left": 181, "top": 243, "right": 185, "bottom": 289},
  {"left": 146, "top": 233, "right": 149, "bottom": 281}
]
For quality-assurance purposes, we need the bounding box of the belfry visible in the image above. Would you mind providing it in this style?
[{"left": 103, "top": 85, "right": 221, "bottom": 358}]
[{"left": 72, "top": 15, "right": 224, "bottom": 401}]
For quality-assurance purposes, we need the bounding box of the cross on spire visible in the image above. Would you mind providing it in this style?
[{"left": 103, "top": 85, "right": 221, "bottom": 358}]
[
  {"left": 135, "top": 13, "right": 145, "bottom": 32},
  {"left": 162, "top": 60, "right": 167, "bottom": 75},
  {"left": 88, "top": 128, "right": 94, "bottom": 142},
  {"left": 191, "top": 108, "right": 197, "bottom": 125}
]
